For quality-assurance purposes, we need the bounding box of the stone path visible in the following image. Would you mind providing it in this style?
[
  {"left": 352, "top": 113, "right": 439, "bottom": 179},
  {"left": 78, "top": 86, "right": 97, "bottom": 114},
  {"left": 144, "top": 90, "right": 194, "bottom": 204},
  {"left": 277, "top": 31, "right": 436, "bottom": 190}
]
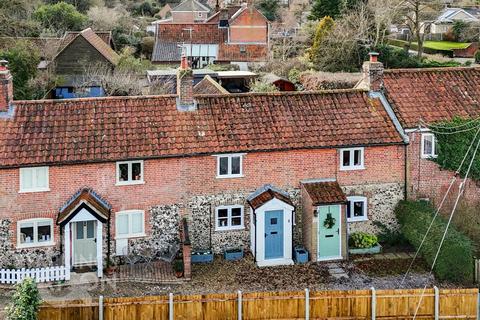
[
  {"left": 353, "top": 252, "right": 415, "bottom": 262},
  {"left": 326, "top": 262, "right": 349, "bottom": 279}
]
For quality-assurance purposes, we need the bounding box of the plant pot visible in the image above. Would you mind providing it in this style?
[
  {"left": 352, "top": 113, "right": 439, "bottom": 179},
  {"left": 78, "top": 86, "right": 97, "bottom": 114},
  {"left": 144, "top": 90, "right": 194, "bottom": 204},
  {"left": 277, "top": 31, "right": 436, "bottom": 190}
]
[
  {"left": 224, "top": 248, "right": 243, "bottom": 261},
  {"left": 175, "top": 270, "right": 184, "bottom": 278},
  {"left": 294, "top": 247, "right": 309, "bottom": 264},
  {"left": 105, "top": 266, "right": 116, "bottom": 277},
  {"left": 191, "top": 249, "right": 214, "bottom": 263},
  {"left": 349, "top": 243, "right": 382, "bottom": 255}
]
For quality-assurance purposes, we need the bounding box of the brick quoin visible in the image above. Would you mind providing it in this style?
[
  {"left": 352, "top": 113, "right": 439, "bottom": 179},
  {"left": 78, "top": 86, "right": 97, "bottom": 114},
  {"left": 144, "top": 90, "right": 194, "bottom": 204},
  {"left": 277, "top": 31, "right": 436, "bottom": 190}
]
[{"left": 0, "top": 145, "right": 405, "bottom": 248}]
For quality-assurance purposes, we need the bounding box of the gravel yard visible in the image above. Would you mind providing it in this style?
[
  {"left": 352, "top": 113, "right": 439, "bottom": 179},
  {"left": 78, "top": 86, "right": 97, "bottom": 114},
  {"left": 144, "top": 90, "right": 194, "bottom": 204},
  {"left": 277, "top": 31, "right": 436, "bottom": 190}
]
[{"left": 0, "top": 253, "right": 458, "bottom": 306}]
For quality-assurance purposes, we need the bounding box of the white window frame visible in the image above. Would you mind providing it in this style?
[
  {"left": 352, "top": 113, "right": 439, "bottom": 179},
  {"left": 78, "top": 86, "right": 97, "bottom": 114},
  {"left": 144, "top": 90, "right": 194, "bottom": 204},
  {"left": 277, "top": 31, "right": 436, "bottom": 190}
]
[
  {"left": 115, "top": 210, "right": 146, "bottom": 239},
  {"left": 346, "top": 196, "right": 368, "bottom": 222},
  {"left": 215, "top": 153, "right": 245, "bottom": 178},
  {"left": 339, "top": 147, "right": 365, "bottom": 171},
  {"left": 116, "top": 160, "right": 144, "bottom": 186},
  {"left": 19, "top": 166, "right": 50, "bottom": 193},
  {"left": 421, "top": 133, "right": 438, "bottom": 159},
  {"left": 17, "top": 218, "right": 54, "bottom": 248},
  {"left": 215, "top": 205, "right": 244, "bottom": 231}
]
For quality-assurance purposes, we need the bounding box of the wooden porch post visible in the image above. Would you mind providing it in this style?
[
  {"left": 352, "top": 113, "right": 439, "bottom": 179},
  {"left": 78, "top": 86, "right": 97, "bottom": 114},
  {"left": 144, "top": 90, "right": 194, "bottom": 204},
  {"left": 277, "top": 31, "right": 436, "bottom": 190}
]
[
  {"left": 64, "top": 223, "right": 71, "bottom": 280},
  {"left": 97, "top": 221, "right": 103, "bottom": 278}
]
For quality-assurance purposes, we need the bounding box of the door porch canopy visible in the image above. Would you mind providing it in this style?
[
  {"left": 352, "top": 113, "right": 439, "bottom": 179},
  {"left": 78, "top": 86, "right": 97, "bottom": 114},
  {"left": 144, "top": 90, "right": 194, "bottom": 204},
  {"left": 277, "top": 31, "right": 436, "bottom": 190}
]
[{"left": 57, "top": 187, "right": 111, "bottom": 227}]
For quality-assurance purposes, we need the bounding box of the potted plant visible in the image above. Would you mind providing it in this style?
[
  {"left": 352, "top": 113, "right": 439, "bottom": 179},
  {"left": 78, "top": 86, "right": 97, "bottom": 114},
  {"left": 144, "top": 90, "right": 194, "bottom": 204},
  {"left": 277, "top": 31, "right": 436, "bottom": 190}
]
[
  {"left": 105, "top": 258, "right": 116, "bottom": 277},
  {"left": 348, "top": 232, "right": 382, "bottom": 254},
  {"left": 173, "top": 259, "right": 184, "bottom": 278},
  {"left": 191, "top": 249, "right": 214, "bottom": 263},
  {"left": 224, "top": 247, "right": 243, "bottom": 261}
]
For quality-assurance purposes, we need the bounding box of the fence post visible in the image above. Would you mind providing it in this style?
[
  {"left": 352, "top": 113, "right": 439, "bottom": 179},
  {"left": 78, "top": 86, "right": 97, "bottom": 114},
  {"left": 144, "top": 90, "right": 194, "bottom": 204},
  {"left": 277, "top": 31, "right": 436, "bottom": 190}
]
[
  {"left": 99, "top": 295, "right": 104, "bottom": 320},
  {"left": 305, "top": 288, "right": 310, "bottom": 320},
  {"left": 434, "top": 286, "right": 439, "bottom": 320},
  {"left": 169, "top": 293, "right": 174, "bottom": 320},
  {"left": 238, "top": 290, "right": 242, "bottom": 320},
  {"left": 371, "top": 287, "right": 376, "bottom": 320},
  {"left": 477, "top": 291, "right": 479, "bottom": 320}
]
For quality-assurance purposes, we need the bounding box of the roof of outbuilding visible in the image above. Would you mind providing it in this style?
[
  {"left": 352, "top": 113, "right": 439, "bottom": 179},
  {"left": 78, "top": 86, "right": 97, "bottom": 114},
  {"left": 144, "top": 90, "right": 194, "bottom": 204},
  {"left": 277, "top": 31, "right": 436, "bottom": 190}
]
[
  {"left": 193, "top": 75, "right": 229, "bottom": 95},
  {"left": 302, "top": 180, "right": 347, "bottom": 205},
  {"left": 0, "top": 90, "right": 404, "bottom": 168},
  {"left": 383, "top": 67, "right": 480, "bottom": 128}
]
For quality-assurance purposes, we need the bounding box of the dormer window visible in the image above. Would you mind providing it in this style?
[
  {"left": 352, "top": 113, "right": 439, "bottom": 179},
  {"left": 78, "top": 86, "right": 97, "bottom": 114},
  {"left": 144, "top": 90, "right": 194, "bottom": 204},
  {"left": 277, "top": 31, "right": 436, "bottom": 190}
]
[
  {"left": 116, "top": 160, "right": 144, "bottom": 185},
  {"left": 216, "top": 154, "right": 244, "bottom": 178}
]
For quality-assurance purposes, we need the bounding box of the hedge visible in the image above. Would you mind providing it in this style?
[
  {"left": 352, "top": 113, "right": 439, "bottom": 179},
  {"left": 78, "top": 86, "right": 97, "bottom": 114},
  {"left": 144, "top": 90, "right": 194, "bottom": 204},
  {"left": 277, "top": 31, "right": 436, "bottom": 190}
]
[{"left": 395, "top": 200, "right": 474, "bottom": 283}]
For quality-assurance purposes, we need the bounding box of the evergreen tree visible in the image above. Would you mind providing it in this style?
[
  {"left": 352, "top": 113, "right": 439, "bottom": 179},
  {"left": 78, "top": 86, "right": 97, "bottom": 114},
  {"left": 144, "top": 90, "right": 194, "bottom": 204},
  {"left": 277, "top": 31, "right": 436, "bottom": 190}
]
[
  {"left": 308, "top": 16, "right": 334, "bottom": 65},
  {"left": 5, "top": 278, "right": 42, "bottom": 320},
  {"left": 309, "top": 0, "right": 341, "bottom": 20}
]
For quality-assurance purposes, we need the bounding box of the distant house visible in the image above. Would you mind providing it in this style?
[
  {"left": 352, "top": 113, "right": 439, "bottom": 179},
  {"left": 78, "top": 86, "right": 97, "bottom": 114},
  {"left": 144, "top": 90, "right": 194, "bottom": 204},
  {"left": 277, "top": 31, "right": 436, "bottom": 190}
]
[
  {"left": 152, "top": 1, "right": 269, "bottom": 70},
  {"left": 0, "top": 28, "right": 118, "bottom": 99},
  {"left": 171, "top": 0, "right": 211, "bottom": 23},
  {"left": 421, "top": 7, "right": 480, "bottom": 35}
]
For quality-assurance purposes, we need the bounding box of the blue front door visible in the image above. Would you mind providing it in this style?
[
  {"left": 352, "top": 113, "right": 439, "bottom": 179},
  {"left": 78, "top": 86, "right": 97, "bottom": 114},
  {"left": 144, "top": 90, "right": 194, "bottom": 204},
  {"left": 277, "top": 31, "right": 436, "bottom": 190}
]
[{"left": 265, "top": 210, "right": 284, "bottom": 259}]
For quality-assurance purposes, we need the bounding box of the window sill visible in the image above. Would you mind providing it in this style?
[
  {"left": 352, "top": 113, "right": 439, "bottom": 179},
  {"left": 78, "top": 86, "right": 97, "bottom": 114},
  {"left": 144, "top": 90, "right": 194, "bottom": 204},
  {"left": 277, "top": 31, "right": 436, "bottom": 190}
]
[
  {"left": 18, "top": 188, "right": 51, "bottom": 194},
  {"left": 115, "top": 181, "right": 145, "bottom": 186},
  {"left": 17, "top": 242, "right": 55, "bottom": 249},
  {"left": 215, "top": 226, "right": 245, "bottom": 232},
  {"left": 421, "top": 155, "right": 438, "bottom": 159},
  {"left": 115, "top": 233, "right": 146, "bottom": 240},
  {"left": 216, "top": 174, "right": 244, "bottom": 179},
  {"left": 339, "top": 166, "right": 365, "bottom": 171},
  {"left": 347, "top": 218, "right": 369, "bottom": 223}
]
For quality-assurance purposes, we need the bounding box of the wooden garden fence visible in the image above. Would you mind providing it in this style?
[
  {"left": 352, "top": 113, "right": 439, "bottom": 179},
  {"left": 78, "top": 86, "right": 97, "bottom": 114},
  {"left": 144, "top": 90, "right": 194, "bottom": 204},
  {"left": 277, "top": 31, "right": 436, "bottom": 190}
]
[{"left": 38, "top": 287, "right": 479, "bottom": 320}]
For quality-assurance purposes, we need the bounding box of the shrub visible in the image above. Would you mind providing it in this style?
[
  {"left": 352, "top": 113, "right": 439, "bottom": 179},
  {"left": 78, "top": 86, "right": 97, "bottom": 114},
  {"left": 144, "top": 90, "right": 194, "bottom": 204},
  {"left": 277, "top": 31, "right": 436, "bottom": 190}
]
[
  {"left": 249, "top": 79, "right": 278, "bottom": 93},
  {"left": 395, "top": 200, "right": 474, "bottom": 283},
  {"left": 349, "top": 232, "right": 378, "bottom": 249},
  {"left": 372, "top": 221, "right": 408, "bottom": 247},
  {"left": 5, "top": 278, "right": 42, "bottom": 320},
  {"left": 475, "top": 50, "right": 480, "bottom": 64}
]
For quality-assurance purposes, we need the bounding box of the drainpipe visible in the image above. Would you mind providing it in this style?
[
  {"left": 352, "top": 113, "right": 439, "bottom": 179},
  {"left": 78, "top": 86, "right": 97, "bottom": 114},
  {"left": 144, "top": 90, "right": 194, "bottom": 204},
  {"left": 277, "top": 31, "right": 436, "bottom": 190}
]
[
  {"left": 404, "top": 144, "right": 408, "bottom": 201},
  {"left": 253, "top": 209, "right": 257, "bottom": 263},
  {"left": 107, "top": 210, "right": 111, "bottom": 267}
]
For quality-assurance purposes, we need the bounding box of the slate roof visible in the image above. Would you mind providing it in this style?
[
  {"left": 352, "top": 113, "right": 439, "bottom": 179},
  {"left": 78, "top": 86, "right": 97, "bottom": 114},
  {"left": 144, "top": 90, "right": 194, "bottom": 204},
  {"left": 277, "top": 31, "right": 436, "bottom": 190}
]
[
  {"left": 383, "top": 67, "right": 480, "bottom": 128},
  {"left": 247, "top": 185, "right": 293, "bottom": 210},
  {"left": 57, "top": 187, "right": 111, "bottom": 226},
  {"left": 193, "top": 75, "right": 229, "bottom": 95},
  {"left": 171, "top": 0, "right": 210, "bottom": 12},
  {"left": 0, "top": 90, "right": 404, "bottom": 168},
  {"left": 152, "top": 42, "right": 181, "bottom": 62},
  {"left": 302, "top": 180, "right": 347, "bottom": 205}
]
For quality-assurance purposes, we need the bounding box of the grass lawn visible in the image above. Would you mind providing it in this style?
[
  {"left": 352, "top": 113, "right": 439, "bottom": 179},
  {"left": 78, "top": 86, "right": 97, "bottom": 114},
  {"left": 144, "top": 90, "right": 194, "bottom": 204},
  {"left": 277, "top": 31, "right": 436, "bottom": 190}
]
[{"left": 421, "top": 41, "right": 471, "bottom": 50}]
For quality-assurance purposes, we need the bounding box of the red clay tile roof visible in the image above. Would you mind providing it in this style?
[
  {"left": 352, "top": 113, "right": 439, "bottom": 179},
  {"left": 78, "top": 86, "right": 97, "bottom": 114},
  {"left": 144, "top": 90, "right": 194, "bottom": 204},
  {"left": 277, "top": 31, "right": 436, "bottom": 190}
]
[
  {"left": 156, "top": 23, "right": 226, "bottom": 44},
  {"left": 302, "top": 180, "right": 347, "bottom": 205},
  {"left": 194, "top": 75, "right": 229, "bottom": 95},
  {"left": 248, "top": 185, "right": 293, "bottom": 210},
  {"left": 383, "top": 67, "right": 480, "bottom": 128},
  {"left": 0, "top": 90, "right": 404, "bottom": 168}
]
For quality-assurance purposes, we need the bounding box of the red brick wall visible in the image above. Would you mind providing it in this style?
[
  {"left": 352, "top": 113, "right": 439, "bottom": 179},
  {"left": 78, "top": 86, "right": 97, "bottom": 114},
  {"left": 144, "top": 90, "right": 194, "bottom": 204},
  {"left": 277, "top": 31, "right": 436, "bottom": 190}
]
[
  {"left": 0, "top": 72, "right": 13, "bottom": 112},
  {"left": 0, "top": 145, "right": 405, "bottom": 246},
  {"left": 229, "top": 8, "right": 268, "bottom": 43},
  {"left": 407, "top": 131, "right": 480, "bottom": 207}
]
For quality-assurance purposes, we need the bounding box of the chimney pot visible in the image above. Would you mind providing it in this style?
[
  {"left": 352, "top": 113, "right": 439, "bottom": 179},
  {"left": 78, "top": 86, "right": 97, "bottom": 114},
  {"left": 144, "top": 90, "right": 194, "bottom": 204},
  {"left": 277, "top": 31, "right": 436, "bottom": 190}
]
[
  {"left": 369, "top": 52, "right": 379, "bottom": 63},
  {"left": 0, "top": 59, "right": 13, "bottom": 113}
]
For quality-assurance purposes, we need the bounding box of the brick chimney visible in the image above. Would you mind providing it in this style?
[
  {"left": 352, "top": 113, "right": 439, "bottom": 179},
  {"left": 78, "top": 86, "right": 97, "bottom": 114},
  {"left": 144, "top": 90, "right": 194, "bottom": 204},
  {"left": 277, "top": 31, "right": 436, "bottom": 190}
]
[
  {"left": 176, "top": 48, "right": 196, "bottom": 111},
  {"left": 361, "top": 52, "right": 384, "bottom": 92},
  {"left": 0, "top": 60, "right": 13, "bottom": 113}
]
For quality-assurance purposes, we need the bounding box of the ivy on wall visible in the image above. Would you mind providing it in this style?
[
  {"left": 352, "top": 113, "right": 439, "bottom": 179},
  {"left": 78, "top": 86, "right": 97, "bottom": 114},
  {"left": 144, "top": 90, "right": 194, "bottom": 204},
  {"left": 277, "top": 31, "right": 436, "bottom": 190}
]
[{"left": 429, "top": 117, "right": 480, "bottom": 181}]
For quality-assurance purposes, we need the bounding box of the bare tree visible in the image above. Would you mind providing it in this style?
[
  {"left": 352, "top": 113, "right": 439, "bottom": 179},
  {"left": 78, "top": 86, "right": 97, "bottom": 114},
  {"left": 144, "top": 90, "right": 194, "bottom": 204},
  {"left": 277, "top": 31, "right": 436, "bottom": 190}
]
[
  {"left": 368, "top": 0, "right": 404, "bottom": 47},
  {"left": 400, "top": 0, "right": 442, "bottom": 58}
]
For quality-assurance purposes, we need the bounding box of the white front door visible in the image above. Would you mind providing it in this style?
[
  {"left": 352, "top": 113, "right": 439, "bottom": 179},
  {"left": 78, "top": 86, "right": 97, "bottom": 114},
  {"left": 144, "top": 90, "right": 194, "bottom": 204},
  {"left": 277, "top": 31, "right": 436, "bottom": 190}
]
[{"left": 73, "top": 221, "right": 97, "bottom": 265}]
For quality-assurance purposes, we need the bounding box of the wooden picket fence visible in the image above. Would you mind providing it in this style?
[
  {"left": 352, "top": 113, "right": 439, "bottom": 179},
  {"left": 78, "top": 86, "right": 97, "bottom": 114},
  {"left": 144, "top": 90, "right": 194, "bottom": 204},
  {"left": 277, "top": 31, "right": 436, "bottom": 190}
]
[
  {"left": 38, "top": 287, "right": 479, "bottom": 320},
  {"left": 0, "top": 266, "right": 70, "bottom": 284}
]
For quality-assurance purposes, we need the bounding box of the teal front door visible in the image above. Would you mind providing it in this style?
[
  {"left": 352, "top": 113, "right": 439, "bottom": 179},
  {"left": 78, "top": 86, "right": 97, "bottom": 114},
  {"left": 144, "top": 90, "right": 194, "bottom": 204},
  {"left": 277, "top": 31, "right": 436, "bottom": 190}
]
[
  {"left": 265, "top": 210, "right": 284, "bottom": 259},
  {"left": 317, "top": 205, "right": 341, "bottom": 260}
]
